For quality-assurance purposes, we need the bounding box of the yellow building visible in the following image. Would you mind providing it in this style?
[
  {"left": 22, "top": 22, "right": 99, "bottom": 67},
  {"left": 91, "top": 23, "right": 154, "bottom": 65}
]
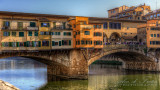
[
  {"left": 137, "top": 19, "right": 160, "bottom": 48},
  {"left": 143, "top": 9, "right": 160, "bottom": 20},
  {"left": 108, "top": 3, "right": 151, "bottom": 20},
  {"left": 0, "top": 11, "right": 73, "bottom": 52}
]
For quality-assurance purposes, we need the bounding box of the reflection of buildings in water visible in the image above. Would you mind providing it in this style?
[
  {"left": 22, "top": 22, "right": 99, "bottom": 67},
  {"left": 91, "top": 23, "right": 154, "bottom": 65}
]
[
  {"left": 88, "top": 64, "right": 124, "bottom": 90},
  {"left": 88, "top": 74, "right": 123, "bottom": 90}
]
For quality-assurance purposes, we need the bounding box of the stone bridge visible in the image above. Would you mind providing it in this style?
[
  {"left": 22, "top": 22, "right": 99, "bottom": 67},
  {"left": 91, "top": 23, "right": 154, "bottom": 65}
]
[{"left": 0, "top": 44, "right": 158, "bottom": 80}]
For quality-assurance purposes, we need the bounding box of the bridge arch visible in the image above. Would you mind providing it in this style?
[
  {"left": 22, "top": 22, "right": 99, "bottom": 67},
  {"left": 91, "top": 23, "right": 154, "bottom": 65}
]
[{"left": 87, "top": 49, "right": 156, "bottom": 71}]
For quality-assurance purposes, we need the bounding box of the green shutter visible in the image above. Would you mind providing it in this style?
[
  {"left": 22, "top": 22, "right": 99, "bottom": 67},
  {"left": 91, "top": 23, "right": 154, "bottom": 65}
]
[
  {"left": 17, "top": 42, "right": 19, "bottom": 47},
  {"left": 26, "top": 41, "right": 29, "bottom": 47},
  {"left": 62, "top": 40, "right": 64, "bottom": 45},
  {"left": 3, "top": 32, "right": 5, "bottom": 36},
  {"left": 52, "top": 41, "right": 55, "bottom": 46},
  {"left": 69, "top": 40, "right": 71, "bottom": 45},
  {"left": 32, "top": 41, "right": 34, "bottom": 47},
  {"left": 39, "top": 41, "right": 41, "bottom": 47},
  {"left": 48, "top": 23, "right": 50, "bottom": 27},
  {"left": 24, "top": 42, "right": 26, "bottom": 47},
  {"left": 8, "top": 32, "right": 10, "bottom": 36},
  {"left": 59, "top": 41, "right": 61, "bottom": 46},
  {"left": 2, "top": 42, "right": 4, "bottom": 47},
  {"left": 91, "top": 41, "right": 92, "bottom": 45},
  {"left": 9, "top": 42, "right": 12, "bottom": 47}
]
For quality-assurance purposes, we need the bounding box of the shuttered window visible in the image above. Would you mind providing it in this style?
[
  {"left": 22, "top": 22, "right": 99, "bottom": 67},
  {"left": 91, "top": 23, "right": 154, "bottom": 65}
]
[
  {"left": 19, "top": 32, "right": 24, "bottom": 37},
  {"left": 28, "top": 31, "right": 32, "bottom": 36},
  {"left": 34, "top": 31, "right": 38, "bottom": 36},
  {"left": 18, "top": 22, "right": 23, "bottom": 30}
]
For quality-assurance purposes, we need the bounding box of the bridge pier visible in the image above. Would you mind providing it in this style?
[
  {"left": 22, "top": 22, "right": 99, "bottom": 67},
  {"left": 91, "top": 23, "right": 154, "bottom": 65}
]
[{"left": 69, "top": 49, "right": 88, "bottom": 79}]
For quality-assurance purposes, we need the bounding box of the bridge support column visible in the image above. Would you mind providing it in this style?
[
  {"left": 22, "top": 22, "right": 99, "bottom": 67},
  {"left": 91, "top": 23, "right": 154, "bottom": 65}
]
[{"left": 69, "top": 49, "right": 88, "bottom": 79}]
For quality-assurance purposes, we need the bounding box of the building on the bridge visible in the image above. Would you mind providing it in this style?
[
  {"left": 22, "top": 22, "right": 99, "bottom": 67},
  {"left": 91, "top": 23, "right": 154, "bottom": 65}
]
[
  {"left": 137, "top": 19, "right": 160, "bottom": 48},
  {"left": 108, "top": 3, "right": 151, "bottom": 20},
  {"left": 89, "top": 17, "right": 146, "bottom": 44},
  {"left": 0, "top": 11, "right": 147, "bottom": 52},
  {"left": 143, "top": 9, "right": 160, "bottom": 20},
  {"left": 0, "top": 11, "right": 73, "bottom": 51}
]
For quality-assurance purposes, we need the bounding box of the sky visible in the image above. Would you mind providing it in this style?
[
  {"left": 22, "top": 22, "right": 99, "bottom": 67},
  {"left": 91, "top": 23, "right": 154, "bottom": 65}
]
[{"left": 0, "top": 0, "right": 159, "bottom": 17}]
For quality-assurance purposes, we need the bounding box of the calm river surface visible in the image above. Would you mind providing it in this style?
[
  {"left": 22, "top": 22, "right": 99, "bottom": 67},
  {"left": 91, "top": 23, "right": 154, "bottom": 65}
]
[{"left": 0, "top": 57, "right": 160, "bottom": 90}]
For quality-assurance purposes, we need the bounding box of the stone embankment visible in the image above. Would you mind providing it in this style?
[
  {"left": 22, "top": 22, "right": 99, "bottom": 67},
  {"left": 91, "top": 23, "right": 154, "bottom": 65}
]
[{"left": 0, "top": 80, "right": 19, "bottom": 90}]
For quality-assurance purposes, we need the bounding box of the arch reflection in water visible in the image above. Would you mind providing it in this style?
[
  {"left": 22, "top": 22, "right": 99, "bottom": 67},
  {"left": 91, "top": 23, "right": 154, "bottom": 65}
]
[
  {"left": 88, "top": 64, "right": 160, "bottom": 90},
  {"left": 0, "top": 57, "right": 47, "bottom": 90}
]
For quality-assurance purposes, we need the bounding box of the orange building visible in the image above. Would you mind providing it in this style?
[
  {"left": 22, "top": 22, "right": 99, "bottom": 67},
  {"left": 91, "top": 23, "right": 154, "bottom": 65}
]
[
  {"left": 137, "top": 19, "right": 160, "bottom": 48},
  {"left": 69, "top": 17, "right": 103, "bottom": 49}
]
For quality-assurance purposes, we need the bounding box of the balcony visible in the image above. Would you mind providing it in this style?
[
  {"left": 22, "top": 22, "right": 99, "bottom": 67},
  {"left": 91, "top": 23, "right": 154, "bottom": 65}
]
[{"left": 26, "top": 26, "right": 39, "bottom": 31}]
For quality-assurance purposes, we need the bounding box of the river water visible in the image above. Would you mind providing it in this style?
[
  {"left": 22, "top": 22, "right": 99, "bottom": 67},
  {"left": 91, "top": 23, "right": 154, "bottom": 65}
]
[{"left": 0, "top": 57, "right": 160, "bottom": 90}]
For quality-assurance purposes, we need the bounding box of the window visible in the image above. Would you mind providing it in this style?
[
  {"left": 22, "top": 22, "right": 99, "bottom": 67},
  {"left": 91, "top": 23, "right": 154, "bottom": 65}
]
[
  {"left": 84, "top": 31, "right": 90, "bottom": 35},
  {"left": 34, "top": 31, "right": 38, "bottom": 36},
  {"left": 62, "top": 40, "right": 71, "bottom": 46},
  {"left": 154, "top": 14, "right": 157, "bottom": 18},
  {"left": 55, "top": 32, "right": 61, "bottom": 35},
  {"left": 127, "top": 27, "right": 129, "bottom": 30},
  {"left": 154, "top": 34, "right": 156, "bottom": 37},
  {"left": 42, "top": 41, "right": 49, "bottom": 46},
  {"left": 19, "top": 42, "right": 24, "bottom": 47},
  {"left": 18, "top": 22, "right": 23, "bottom": 30},
  {"left": 64, "top": 32, "right": 71, "bottom": 36},
  {"left": 94, "top": 32, "right": 102, "bottom": 36},
  {"left": 2, "top": 42, "right": 9, "bottom": 47},
  {"left": 3, "top": 21, "right": 10, "bottom": 27},
  {"left": 138, "top": 17, "right": 140, "bottom": 20},
  {"left": 103, "top": 22, "right": 108, "bottom": 29},
  {"left": 28, "top": 31, "right": 32, "bottom": 36},
  {"left": 30, "top": 22, "right": 36, "bottom": 27},
  {"left": 52, "top": 41, "right": 59, "bottom": 46},
  {"left": 41, "top": 23, "right": 50, "bottom": 27},
  {"left": 94, "top": 41, "right": 102, "bottom": 45},
  {"left": 151, "top": 34, "right": 153, "bottom": 37},
  {"left": 12, "top": 42, "right": 17, "bottom": 47},
  {"left": 3, "top": 32, "right": 10, "bottom": 36},
  {"left": 81, "top": 40, "right": 85, "bottom": 45},
  {"left": 40, "top": 32, "right": 50, "bottom": 35},
  {"left": 157, "top": 34, "right": 160, "bottom": 37},
  {"left": 109, "top": 22, "right": 121, "bottom": 29},
  {"left": 19, "top": 32, "right": 24, "bottom": 37},
  {"left": 12, "top": 32, "right": 16, "bottom": 36}
]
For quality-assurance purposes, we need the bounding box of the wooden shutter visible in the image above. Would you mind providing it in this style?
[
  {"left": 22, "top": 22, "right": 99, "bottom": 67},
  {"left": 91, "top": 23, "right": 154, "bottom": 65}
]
[
  {"left": 39, "top": 41, "right": 41, "bottom": 47},
  {"left": 59, "top": 41, "right": 61, "bottom": 46},
  {"left": 52, "top": 41, "right": 55, "bottom": 46},
  {"left": 69, "top": 40, "right": 71, "bottom": 45}
]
